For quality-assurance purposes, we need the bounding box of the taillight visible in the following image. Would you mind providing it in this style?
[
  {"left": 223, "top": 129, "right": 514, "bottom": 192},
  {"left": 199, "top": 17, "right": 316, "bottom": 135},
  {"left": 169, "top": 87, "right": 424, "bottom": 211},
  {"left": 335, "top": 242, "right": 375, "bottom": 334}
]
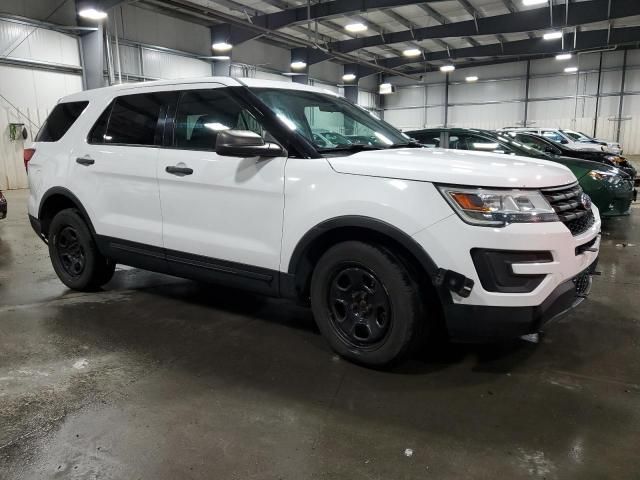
[{"left": 24, "top": 148, "right": 35, "bottom": 171}]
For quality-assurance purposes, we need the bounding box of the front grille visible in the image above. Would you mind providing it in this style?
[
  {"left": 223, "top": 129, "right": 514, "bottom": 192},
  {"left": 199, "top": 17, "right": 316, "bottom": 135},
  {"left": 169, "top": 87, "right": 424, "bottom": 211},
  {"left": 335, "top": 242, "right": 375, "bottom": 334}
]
[{"left": 541, "top": 183, "right": 594, "bottom": 236}]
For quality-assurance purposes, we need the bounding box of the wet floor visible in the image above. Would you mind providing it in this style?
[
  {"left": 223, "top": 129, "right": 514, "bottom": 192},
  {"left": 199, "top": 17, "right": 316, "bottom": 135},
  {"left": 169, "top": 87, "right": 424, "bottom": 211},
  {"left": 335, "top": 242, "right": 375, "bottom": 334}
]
[{"left": 1, "top": 188, "right": 639, "bottom": 479}]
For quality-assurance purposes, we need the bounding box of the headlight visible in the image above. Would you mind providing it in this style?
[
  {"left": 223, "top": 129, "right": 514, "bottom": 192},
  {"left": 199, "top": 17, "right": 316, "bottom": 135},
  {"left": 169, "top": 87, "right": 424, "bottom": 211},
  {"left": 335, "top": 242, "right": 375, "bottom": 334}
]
[
  {"left": 437, "top": 186, "right": 559, "bottom": 226},
  {"left": 604, "top": 155, "right": 624, "bottom": 163},
  {"left": 588, "top": 170, "right": 621, "bottom": 185}
]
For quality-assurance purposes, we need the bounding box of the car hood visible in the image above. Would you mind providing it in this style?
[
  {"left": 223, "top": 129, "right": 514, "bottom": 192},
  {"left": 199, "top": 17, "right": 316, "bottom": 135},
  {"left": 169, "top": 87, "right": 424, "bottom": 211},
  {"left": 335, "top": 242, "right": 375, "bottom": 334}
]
[
  {"left": 551, "top": 155, "right": 605, "bottom": 175},
  {"left": 327, "top": 148, "right": 576, "bottom": 188}
]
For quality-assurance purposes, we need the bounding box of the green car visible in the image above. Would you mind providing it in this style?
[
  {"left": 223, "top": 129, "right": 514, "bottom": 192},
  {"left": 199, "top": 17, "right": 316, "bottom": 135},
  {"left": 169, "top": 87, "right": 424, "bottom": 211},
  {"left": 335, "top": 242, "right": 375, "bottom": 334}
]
[{"left": 407, "top": 127, "right": 635, "bottom": 217}]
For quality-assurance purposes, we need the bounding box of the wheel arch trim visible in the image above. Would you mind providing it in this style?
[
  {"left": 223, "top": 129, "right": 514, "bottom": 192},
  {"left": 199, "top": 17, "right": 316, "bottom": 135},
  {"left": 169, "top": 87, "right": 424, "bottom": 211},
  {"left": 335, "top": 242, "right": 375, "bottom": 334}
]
[{"left": 38, "top": 186, "right": 97, "bottom": 237}]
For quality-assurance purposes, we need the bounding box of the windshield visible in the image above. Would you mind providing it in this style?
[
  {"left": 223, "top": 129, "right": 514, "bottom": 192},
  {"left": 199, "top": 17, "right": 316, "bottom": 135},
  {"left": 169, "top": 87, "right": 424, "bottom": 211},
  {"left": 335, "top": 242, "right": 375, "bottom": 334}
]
[
  {"left": 251, "top": 88, "right": 410, "bottom": 152},
  {"left": 487, "top": 133, "right": 553, "bottom": 160},
  {"left": 563, "top": 129, "right": 590, "bottom": 141}
]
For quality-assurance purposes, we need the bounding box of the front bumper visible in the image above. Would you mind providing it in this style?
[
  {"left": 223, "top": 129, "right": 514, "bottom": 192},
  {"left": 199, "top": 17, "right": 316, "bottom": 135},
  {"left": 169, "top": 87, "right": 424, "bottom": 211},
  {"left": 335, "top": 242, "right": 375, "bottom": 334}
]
[
  {"left": 443, "top": 259, "right": 598, "bottom": 341},
  {"left": 597, "top": 180, "right": 636, "bottom": 217}
]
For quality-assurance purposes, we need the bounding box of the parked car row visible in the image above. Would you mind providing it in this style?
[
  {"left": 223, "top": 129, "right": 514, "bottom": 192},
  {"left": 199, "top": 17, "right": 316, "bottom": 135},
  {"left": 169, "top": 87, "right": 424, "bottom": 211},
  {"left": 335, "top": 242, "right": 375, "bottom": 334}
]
[
  {"left": 407, "top": 127, "right": 636, "bottom": 218},
  {"left": 500, "top": 127, "right": 623, "bottom": 155}
]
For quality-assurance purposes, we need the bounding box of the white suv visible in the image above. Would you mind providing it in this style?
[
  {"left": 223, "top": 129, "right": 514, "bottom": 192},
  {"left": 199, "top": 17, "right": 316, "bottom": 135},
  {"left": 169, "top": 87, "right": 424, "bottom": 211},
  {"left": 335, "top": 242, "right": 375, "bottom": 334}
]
[{"left": 27, "top": 78, "right": 601, "bottom": 367}]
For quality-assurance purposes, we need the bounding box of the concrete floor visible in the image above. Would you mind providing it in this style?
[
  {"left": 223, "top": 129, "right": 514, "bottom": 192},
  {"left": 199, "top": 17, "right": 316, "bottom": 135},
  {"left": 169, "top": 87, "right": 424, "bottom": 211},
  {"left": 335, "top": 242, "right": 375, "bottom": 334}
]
[{"left": 1, "top": 189, "right": 639, "bottom": 480}]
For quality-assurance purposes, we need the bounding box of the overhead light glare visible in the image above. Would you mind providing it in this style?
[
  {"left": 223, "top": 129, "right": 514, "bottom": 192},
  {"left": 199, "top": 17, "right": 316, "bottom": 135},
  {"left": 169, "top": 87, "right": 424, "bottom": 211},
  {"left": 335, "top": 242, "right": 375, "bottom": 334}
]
[
  {"left": 440, "top": 64, "right": 455, "bottom": 72},
  {"left": 342, "top": 73, "right": 357, "bottom": 81},
  {"left": 78, "top": 8, "right": 107, "bottom": 20},
  {"left": 522, "top": 0, "right": 547, "bottom": 5},
  {"left": 403, "top": 48, "right": 422, "bottom": 57},
  {"left": 564, "top": 66, "right": 578, "bottom": 73},
  {"left": 465, "top": 75, "right": 478, "bottom": 82},
  {"left": 290, "top": 61, "right": 307, "bottom": 70},
  {"left": 555, "top": 53, "right": 572, "bottom": 60},
  {"left": 345, "top": 23, "right": 368, "bottom": 33},
  {"left": 211, "top": 56, "right": 230, "bottom": 61},
  {"left": 212, "top": 42, "right": 233, "bottom": 51},
  {"left": 543, "top": 31, "right": 563, "bottom": 40}
]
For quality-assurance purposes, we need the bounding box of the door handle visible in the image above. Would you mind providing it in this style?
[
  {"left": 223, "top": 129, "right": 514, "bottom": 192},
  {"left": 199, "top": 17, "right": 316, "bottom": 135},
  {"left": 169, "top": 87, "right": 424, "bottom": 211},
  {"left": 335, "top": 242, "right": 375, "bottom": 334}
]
[
  {"left": 165, "top": 166, "right": 193, "bottom": 176},
  {"left": 76, "top": 157, "right": 95, "bottom": 166}
]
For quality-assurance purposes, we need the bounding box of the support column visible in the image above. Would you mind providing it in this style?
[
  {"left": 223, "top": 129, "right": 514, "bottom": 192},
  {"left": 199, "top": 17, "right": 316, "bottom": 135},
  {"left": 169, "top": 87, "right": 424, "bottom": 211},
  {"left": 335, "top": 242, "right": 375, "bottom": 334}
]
[
  {"left": 78, "top": 26, "right": 104, "bottom": 90},
  {"left": 443, "top": 73, "right": 449, "bottom": 127},
  {"left": 616, "top": 49, "right": 627, "bottom": 143},
  {"left": 290, "top": 47, "right": 309, "bottom": 85},
  {"left": 593, "top": 52, "right": 603, "bottom": 137},
  {"left": 523, "top": 60, "right": 530, "bottom": 127}
]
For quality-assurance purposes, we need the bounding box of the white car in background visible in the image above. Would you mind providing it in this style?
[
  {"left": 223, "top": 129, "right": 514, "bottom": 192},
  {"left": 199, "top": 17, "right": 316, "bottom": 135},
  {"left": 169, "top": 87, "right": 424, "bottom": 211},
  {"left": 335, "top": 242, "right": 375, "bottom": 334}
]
[
  {"left": 26, "top": 77, "right": 601, "bottom": 367},
  {"left": 500, "top": 127, "right": 610, "bottom": 153},
  {"left": 562, "top": 129, "right": 623, "bottom": 155}
]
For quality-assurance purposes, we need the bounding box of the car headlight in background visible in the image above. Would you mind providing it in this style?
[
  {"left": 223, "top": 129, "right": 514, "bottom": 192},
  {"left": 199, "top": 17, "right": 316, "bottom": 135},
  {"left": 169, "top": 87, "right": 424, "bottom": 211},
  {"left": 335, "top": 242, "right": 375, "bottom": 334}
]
[
  {"left": 588, "top": 170, "right": 622, "bottom": 185},
  {"left": 437, "top": 186, "right": 559, "bottom": 226},
  {"left": 604, "top": 155, "right": 625, "bottom": 164}
]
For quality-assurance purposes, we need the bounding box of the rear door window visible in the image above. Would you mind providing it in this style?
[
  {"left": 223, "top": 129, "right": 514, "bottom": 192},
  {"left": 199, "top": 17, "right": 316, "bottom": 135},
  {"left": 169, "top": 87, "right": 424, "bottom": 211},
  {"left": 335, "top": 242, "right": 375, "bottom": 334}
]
[
  {"left": 35, "top": 101, "right": 89, "bottom": 142},
  {"left": 93, "top": 92, "right": 175, "bottom": 146}
]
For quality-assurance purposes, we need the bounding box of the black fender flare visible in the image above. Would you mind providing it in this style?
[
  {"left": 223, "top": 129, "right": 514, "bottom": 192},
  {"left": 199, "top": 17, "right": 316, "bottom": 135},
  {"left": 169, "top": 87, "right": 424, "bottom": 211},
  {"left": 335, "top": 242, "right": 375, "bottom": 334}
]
[
  {"left": 38, "top": 186, "right": 97, "bottom": 237},
  {"left": 286, "top": 215, "right": 440, "bottom": 287}
]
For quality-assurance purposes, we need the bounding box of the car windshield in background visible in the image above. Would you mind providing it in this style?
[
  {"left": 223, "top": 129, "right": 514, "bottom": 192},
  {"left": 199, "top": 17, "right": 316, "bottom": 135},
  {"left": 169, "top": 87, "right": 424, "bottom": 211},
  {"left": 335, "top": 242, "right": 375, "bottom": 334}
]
[{"left": 251, "top": 88, "right": 411, "bottom": 152}]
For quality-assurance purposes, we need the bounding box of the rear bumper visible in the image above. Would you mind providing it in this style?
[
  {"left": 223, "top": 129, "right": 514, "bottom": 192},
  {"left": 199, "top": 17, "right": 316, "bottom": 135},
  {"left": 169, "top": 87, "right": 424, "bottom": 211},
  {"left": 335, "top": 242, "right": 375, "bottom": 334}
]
[{"left": 443, "top": 259, "right": 597, "bottom": 341}]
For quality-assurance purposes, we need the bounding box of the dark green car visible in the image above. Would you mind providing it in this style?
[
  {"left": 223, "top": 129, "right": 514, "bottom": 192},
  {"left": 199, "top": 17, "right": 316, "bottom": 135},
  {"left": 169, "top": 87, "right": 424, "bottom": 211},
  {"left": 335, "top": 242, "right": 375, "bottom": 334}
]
[{"left": 407, "top": 127, "right": 635, "bottom": 217}]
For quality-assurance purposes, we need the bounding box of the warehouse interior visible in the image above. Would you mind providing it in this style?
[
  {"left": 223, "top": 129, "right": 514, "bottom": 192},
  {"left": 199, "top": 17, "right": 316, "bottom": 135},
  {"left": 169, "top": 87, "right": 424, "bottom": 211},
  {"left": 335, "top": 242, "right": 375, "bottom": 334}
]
[{"left": 1, "top": 0, "right": 640, "bottom": 478}]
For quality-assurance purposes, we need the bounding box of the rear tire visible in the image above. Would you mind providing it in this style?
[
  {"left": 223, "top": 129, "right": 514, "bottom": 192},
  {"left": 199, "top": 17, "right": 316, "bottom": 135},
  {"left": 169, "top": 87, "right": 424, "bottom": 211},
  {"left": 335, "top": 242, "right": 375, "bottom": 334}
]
[
  {"left": 48, "top": 208, "right": 115, "bottom": 291},
  {"left": 310, "top": 241, "right": 426, "bottom": 367}
]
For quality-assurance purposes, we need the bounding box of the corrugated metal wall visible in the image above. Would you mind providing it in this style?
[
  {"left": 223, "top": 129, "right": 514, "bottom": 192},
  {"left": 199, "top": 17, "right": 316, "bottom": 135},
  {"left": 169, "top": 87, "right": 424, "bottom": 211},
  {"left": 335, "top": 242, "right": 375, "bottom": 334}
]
[
  {"left": 383, "top": 49, "right": 640, "bottom": 154},
  {"left": 0, "top": 19, "right": 83, "bottom": 190}
]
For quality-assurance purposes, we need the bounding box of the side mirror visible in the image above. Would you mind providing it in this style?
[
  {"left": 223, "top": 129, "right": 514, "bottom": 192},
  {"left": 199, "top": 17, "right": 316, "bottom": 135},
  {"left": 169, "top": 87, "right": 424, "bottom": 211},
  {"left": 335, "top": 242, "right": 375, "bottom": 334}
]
[
  {"left": 215, "top": 130, "right": 286, "bottom": 158},
  {"left": 560, "top": 139, "right": 569, "bottom": 144}
]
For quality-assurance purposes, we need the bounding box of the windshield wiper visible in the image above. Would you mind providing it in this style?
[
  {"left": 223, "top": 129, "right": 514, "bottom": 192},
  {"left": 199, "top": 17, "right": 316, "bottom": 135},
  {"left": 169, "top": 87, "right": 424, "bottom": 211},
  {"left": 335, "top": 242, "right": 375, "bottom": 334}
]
[
  {"left": 385, "top": 141, "right": 423, "bottom": 149},
  {"left": 317, "top": 144, "right": 383, "bottom": 153}
]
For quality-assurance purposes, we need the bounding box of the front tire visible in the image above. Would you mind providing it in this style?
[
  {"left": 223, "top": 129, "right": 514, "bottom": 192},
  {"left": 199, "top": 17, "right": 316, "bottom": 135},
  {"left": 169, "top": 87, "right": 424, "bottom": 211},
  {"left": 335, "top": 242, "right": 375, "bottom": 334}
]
[
  {"left": 48, "top": 208, "right": 115, "bottom": 291},
  {"left": 310, "top": 241, "right": 426, "bottom": 367}
]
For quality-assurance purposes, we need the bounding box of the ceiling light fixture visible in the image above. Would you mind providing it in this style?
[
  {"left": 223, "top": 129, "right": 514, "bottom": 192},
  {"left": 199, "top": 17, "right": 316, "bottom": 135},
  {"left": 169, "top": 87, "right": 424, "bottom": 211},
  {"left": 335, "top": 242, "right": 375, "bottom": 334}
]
[
  {"left": 345, "top": 23, "right": 368, "bottom": 33},
  {"left": 403, "top": 48, "right": 422, "bottom": 57},
  {"left": 555, "top": 53, "right": 572, "bottom": 60},
  {"left": 342, "top": 73, "right": 357, "bottom": 81},
  {"left": 291, "top": 61, "right": 307, "bottom": 69},
  {"left": 212, "top": 42, "right": 233, "bottom": 51},
  {"left": 465, "top": 76, "right": 478, "bottom": 82},
  {"left": 522, "top": 0, "right": 547, "bottom": 5},
  {"left": 564, "top": 66, "right": 578, "bottom": 73},
  {"left": 440, "top": 65, "right": 455, "bottom": 72},
  {"left": 78, "top": 8, "right": 107, "bottom": 20},
  {"left": 543, "top": 31, "right": 563, "bottom": 40}
]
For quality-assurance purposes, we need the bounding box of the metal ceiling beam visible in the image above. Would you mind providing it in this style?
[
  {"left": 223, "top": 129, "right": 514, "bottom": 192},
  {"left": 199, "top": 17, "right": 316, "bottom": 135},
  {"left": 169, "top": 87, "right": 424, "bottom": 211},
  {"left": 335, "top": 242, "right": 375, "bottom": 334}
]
[
  {"left": 211, "top": 0, "right": 450, "bottom": 45},
  {"left": 348, "top": 26, "right": 640, "bottom": 77},
  {"left": 302, "top": 0, "right": 640, "bottom": 64}
]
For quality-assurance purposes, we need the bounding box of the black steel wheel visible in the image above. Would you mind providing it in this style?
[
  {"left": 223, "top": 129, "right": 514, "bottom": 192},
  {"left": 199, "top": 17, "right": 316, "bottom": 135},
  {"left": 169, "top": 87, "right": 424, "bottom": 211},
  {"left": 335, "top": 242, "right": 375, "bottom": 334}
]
[
  {"left": 328, "top": 266, "right": 392, "bottom": 349},
  {"left": 48, "top": 208, "right": 115, "bottom": 291},
  {"left": 56, "top": 226, "right": 86, "bottom": 277},
  {"left": 311, "top": 241, "right": 427, "bottom": 367}
]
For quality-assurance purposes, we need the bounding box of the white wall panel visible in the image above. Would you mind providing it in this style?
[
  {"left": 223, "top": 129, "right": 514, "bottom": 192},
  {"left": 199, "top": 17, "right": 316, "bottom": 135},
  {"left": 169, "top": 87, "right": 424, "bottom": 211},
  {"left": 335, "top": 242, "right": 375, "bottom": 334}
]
[
  {"left": 142, "top": 49, "right": 211, "bottom": 79},
  {"left": 383, "top": 50, "right": 640, "bottom": 153},
  {"left": 449, "top": 102, "right": 524, "bottom": 129},
  {"left": 450, "top": 79, "right": 524, "bottom": 103},
  {"left": 0, "top": 19, "right": 80, "bottom": 66},
  {"left": 0, "top": 66, "right": 83, "bottom": 190},
  {"left": 112, "top": 4, "right": 211, "bottom": 55}
]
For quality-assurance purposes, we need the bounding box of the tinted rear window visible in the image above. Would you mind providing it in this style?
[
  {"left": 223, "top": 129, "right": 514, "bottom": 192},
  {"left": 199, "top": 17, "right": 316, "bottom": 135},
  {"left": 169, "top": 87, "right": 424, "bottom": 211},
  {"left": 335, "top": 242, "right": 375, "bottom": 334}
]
[{"left": 35, "top": 101, "right": 88, "bottom": 142}]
